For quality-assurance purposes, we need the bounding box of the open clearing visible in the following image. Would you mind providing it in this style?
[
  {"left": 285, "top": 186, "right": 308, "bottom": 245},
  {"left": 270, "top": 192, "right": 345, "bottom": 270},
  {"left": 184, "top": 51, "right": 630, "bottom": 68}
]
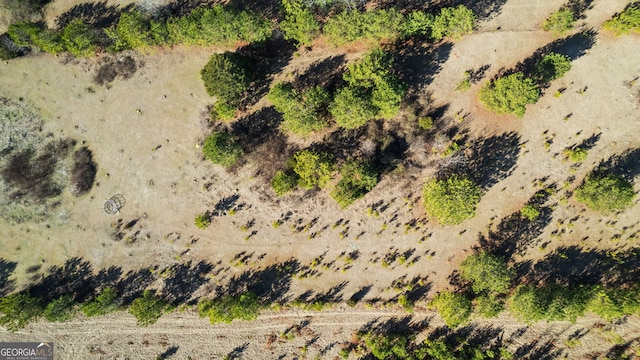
[{"left": 1, "top": 0, "right": 639, "bottom": 358}]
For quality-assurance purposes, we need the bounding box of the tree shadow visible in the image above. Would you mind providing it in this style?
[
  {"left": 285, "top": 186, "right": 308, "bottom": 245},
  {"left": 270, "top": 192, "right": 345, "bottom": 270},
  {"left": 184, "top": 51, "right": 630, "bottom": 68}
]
[
  {"left": 395, "top": 40, "right": 453, "bottom": 95},
  {"left": 358, "top": 315, "right": 431, "bottom": 335},
  {"left": 219, "top": 259, "right": 300, "bottom": 304},
  {"left": 348, "top": 285, "right": 373, "bottom": 303},
  {"left": 477, "top": 187, "right": 555, "bottom": 260},
  {"left": 157, "top": 346, "right": 179, "bottom": 360},
  {"left": 212, "top": 194, "right": 240, "bottom": 217},
  {"left": 237, "top": 38, "right": 296, "bottom": 111},
  {"left": 28, "top": 257, "right": 94, "bottom": 303},
  {"left": 466, "top": 132, "right": 522, "bottom": 191},
  {"left": 592, "top": 148, "right": 640, "bottom": 183},
  {"left": 162, "top": 261, "right": 214, "bottom": 305},
  {"left": 513, "top": 339, "right": 564, "bottom": 360},
  {"left": 230, "top": 107, "right": 284, "bottom": 156},
  {"left": 447, "top": 0, "right": 509, "bottom": 22},
  {"left": 226, "top": 0, "right": 282, "bottom": 20},
  {"left": 429, "top": 324, "right": 506, "bottom": 351},
  {"left": 0, "top": 259, "right": 17, "bottom": 297},
  {"left": 515, "top": 246, "right": 640, "bottom": 287},
  {"left": 571, "top": 132, "right": 601, "bottom": 151},
  {"left": 116, "top": 268, "right": 155, "bottom": 305},
  {"left": 55, "top": 1, "right": 133, "bottom": 29},
  {"left": 294, "top": 55, "right": 347, "bottom": 94},
  {"left": 566, "top": 0, "right": 596, "bottom": 20},
  {"left": 225, "top": 342, "right": 249, "bottom": 360}
]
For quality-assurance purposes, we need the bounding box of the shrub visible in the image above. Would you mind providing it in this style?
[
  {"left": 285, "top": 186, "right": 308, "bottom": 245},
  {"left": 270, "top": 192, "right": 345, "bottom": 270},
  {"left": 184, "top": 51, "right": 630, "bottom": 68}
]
[
  {"left": 418, "top": 116, "right": 433, "bottom": 130},
  {"left": 563, "top": 146, "right": 588, "bottom": 163},
  {"left": 198, "top": 292, "right": 261, "bottom": 324},
  {"left": 331, "top": 160, "right": 378, "bottom": 207},
  {"left": 280, "top": 0, "right": 320, "bottom": 46},
  {"left": 542, "top": 8, "right": 574, "bottom": 34},
  {"left": 0, "top": 293, "right": 44, "bottom": 331},
  {"left": 422, "top": 175, "right": 482, "bottom": 225},
  {"left": 61, "top": 19, "right": 97, "bottom": 57},
  {"left": 43, "top": 295, "right": 76, "bottom": 322},
  {"left": 575, "top": 174, "right": 635, "bottom": 214},
  {"left": 129, "top": 290, "right": 166, "bottom": 326},
  {"left": 195, "top": 213, "right": 211, "bottom": 229},
  {"left": 478, "top": 72, "right": 540, "bottom": 117},
  {"left": 330, "top": 87, "right": 377, "bottom": 129},
  {"left": 459, "top": 252, "right": 513, "bottom": 294},
  {"left": 200, "top": 52, "right": 251, "bottom": 106},
  {"left": 81, "top": 287, "right": 119, "bottom": 317},
  {"left": 431, "top": 5, "right": 476, "bottom": 40},
  {"left": 271, "top": 170, "right": 298, "bottom": 196},
  {"left": 534, "top": 52, "right": 571, "bottom": 83},
  {"left": 429, "top": 290, "right": 472, "bottom": 328},
  {"left": 292, "top": 149, "right": 333, "bottom": 189},
  {"left": 603, "top": 3, "right": 640, "bottom": 36},
  {"left": 520, "top": 204, "right": 540, "bottom": 220},
  {"left": 323, "top": 8, "right": 404, "bottom": 46},
  {"left": 202, "top": 131, "right": 243, "bottom": 168}
]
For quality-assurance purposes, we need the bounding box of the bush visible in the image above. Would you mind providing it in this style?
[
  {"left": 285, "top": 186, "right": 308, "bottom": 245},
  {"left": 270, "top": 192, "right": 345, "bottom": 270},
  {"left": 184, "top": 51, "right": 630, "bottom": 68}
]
[
  {"left": 429, "top": 290, "right": 472, "bottom": 328},
  {"left": 271, "top": 170, "right": 298, "bottom": 196},
  {"left": 61, "top": 19, "right": 97, "bottom": 57},
  {"left": 534, "top": 52, "right": 571, "bottom": 83},
  {"left": 280, "top": 0, "right": 320, "bottom": 46},
  {"left": 200, "top": 52, "right": 251, "bottom": 106},
  {"left": 198, "top": 292, "right": 261, "bottom": 324},
  {"left": 81, "top": 287, "right": 119, "bottom": 317},
  {"left": 268, "top": 82, "right": 329, "bottom": 136},
  {"left": 542, "top": 8, "right": 574, "bottom": 34},
  {"left": 418, "top": 116, "right": 433, "bottom": 130},
  {"left": 194, "top": 213, "right": 211, "bottom": 229},
  {"left": 563, "top": 146, "right": 588, "bottom": 163},
  {"left": 459, "top": 252, "right": 513, "bottom": 294},
  {"left": 575, "top": 174, "right": 635, "bottom": 214},
  {"left": 422, "top": 175, "right": 482, "bottom": 225},
  {"left": 603, "top": 3, "right": 640, "bottom": 36},
  {"left": 431, "top": 5, "right": 476, "bottom": 40},
  {"left": 292, "top": 149, "right": 333, "bottom": 189},
  {"left": 520, "top": 204, "right": 540, "bottom": 220},
  {"left": 331, "top": 160, "right": 378, "bottom": 207},
  {"left": 478, "top": 72, "right": 540, "bottom": 117},
  {"left": 129, "top": 290, "right": 166, "bottom": 326},
  {"left": 44, "top": 294, "right": 76, "bottom": 322},
  {"left": 0, "top": 293, "right": 44, "bottom": 331},
  {"left": 323, "top": 8, "right": 404, "bottom": 46},
  {"left": 202, "top": 131, "right": 243, "bottom": 168}
]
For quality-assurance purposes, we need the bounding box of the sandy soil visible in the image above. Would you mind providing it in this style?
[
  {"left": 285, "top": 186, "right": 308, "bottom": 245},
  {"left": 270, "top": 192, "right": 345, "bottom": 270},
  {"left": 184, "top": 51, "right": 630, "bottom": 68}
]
[{"left": 1, "top": 0, "right": 639, "bottom": 358}]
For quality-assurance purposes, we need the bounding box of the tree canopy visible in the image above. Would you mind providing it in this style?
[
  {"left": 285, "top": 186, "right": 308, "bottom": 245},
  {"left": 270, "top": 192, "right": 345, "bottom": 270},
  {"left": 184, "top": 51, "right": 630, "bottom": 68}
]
[
  {"left": 202, "top": 131, "right": 243, "bottom": 168},
  {"left": 459, "top": 252, "right": 513, "bottom": 294},
  {"left": 479, "top": 72, "right": 540, "bottom": 117},
  {"left": 422, "top": 175, "right": 482, "bottom": 225},
  {"left": 575, "top": 173, "right": 635, "bottom": 214}
]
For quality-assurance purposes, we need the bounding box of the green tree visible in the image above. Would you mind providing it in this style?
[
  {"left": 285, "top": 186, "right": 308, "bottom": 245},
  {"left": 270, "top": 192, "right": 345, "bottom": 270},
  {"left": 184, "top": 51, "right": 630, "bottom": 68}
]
[
  {"left": 81, "top": 287, "right": 119, "bottom": 317},
  {"left": 508, "top": 285, "right": 548, "bottom": 324},
  {"left": 323, "top": 8, "right": 404, "bottom": 46},
  {"left": 534, "top": 52, "right": 571, "bottom": 83},
  {"left": 44, "top": 294, "right": 75, "bottom": 322},
  {"left": 61, "top": 19, "right": 97, "bottom": 57},
  {"left": 422, "top": 175, "right": 482, "bottom": 225},
  {"left": 474, "top": 293, "right": 504, "bottom": 318},
  {"left": 129, "top": 290, "right": 166, "bottom": 326},
  {"left": 544, "top": 285, "right": 591, "bottom": 323},
  {"left": 459, "top": 252, "right": 513, "bottom": 294},
  {"left": 542, "top": 8, "right": 574, "bottom": 34},
  {"left": 7, "top": 21, "right": 63, "bottom": 54},
  {"left": 330, "top": 84, "right": 377, "bottom": 129},
  {"left": 478, "top": 72, "right": 540, "bottom": 117},
  {"left": 280, "top": 0, "right": 320, "bottom": 46},
  {"left": 362, "top": 333, "right": 410, "bottom": 359},
  {"left": 271, "top": 170, "right": 298, "bottom": 196},
  {"left": 0, "top": 293, "right": 44, "bottom": 331},
  {"left": 331, "top": 160, "right": 378, "bottom": 207},
  {"left": 200, "top": 52, "right": 251, "bottom": 107},
  {"left": 292, "top": 149, "right": 333, "bottom": 189},
  {"left": 268, "top": 82, "right": 329, "bottom": 136},
  {"left": 402, "top": 11, "right": 435, "bottom": 38},
  {"left": 520, "top": 204, "right": 540, "bottom": 220},
  {"left": 198, "top": 292, "right": 261, "bottom": 324},
  {"left": 575, "top": 174, "right": 635, "bottom": 214},
  {"left": 587, "top": 286, "right": 640, "bottom": 321},
  {"left": 107, "top": 10, "right": 153, "bottom": 51},
  {"left": 431, "top": 5, "right": 476, "bottom": 40},
  {"left": 202, "top": 131, "right": 243, "bottom": 168},
  {"left": 603, "top": 3, "right": 640, "bottom": 36},
  {"left": 429, "top": 290, "right": 472, "bottom": 328}
]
